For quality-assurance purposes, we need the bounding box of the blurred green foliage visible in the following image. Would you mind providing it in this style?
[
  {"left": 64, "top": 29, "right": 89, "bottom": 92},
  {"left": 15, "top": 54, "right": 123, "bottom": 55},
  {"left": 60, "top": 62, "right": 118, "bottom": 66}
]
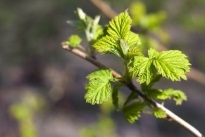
[
  {"left": 128, "top": 1, "right": 169, "bottom": 53},
  {"left": 80, "top": 100, "right": 118, "bottom": 137},
  {"left": 130, "top": 2, "right": 166, "bottom": 30},
  {"left": 63, "top": 35, "right": 82, "bottom": 47},
  {"left": 9, "top": 92, "right": 44, "bottom": 137},
  {"left": 178, "top": 0, "right": 205, "bottom": 31}
]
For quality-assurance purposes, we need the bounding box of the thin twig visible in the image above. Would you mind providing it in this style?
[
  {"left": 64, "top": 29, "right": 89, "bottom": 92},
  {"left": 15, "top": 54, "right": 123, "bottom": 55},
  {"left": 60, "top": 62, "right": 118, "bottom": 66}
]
[
  {"left": 89, "top": 0, "right": 205, "bottom": 86},
  {"left": 62, "top": 45, "right": 121, "bottom": 78},
  {"left": 62, "top": 44, "right": 203, "bottom": 137}
]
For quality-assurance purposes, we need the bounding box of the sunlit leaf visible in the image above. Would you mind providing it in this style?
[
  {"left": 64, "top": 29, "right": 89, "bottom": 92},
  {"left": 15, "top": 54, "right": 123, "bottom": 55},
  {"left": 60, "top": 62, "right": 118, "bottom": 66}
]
[
  {"left": 150, "top": 48, "right": 191, "bottom": 81},
  {"left": 146, "top": 88, "right": 187, "bottom": 105},
  {"left": 108, "top": 11, "right": 132, "bottom": 39},
  {"left": 67, "top": 35, "right": 82, "bottom": 47},
  {"left": 129, "top": 56, "right": 155, "bottom": 84},
  {"left": 125, "top": 31, "right": 141, "bottom": 47},
  {"left": 85, "top": 69, "right": 114, "bottom": 105},
  {"left": 93, "top": 35, "right": 121, "bottom": 57}
]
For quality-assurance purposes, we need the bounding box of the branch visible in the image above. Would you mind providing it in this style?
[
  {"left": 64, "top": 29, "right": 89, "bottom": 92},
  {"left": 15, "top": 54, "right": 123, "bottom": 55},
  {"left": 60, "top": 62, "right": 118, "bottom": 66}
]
[
  {"left": 89, "top": 0, "right": 117, "bottom": 19},
  {"left": 62, "top": 44, "right": 203, "bottom": 137},
  {"left": 89, "top": 0, "right": 205, "bottom": 86}
]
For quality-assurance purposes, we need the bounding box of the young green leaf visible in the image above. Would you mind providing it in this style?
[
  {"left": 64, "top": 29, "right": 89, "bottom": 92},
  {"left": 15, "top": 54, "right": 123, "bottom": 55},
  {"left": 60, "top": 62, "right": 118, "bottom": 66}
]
[
  {"left": 85, "top": 69, "right": 114, "bottom": 105},
  {"left": 163, "top": 88, "right": 187, "bottom": 105},
  {"left": 94, "top": 11, "right": 142, "bottom": 59},
  {"left": 119, "top": 39, "right": 129, "bottom": 57},
  {"left": 145, "top": 89, "right": 167, "bottom": 100},
  {"left": 68, "top": 8, "right": 103, "bottom": 42},
  {"left": 129, "top": 56, "right": 155, "bottom": 84},
  {"left": 146, "top": 88, "right": 187, "bottom": 105},
  {"left": 127, "top": 46, "right": 143, "bottom": 58},
  {"left": 153, "top": 108, "right": 167, "bottom": 118},
  {"left": 150, "top": 48, "right": 191, "bottom": 81},
  {"left": 125, "top": 31, "right": 141, "bottom": 47},
  {"left": 68, "top": 35, "right": 82, "bottom": 47},
  {"left": 108, "top": 11, "right": 132, "bottom": 39},
  {"left": 93, "top": 35, "right": 121, "bottom": 57},
  {"left": 124, "top": 32, "right": 142, "bottom": 58},
  {"left": 123, "top": 102, "right": 146, "bottom": 123}
]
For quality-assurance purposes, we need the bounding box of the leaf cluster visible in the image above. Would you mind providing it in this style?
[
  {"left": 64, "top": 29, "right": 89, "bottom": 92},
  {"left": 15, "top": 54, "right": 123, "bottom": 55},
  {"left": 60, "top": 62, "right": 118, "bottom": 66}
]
[
  {"left": 66, "top": 8, "right": 191, "bottom": 124},
  {"left": 94, "top": 11, "right": 141, "bottom": 59}
]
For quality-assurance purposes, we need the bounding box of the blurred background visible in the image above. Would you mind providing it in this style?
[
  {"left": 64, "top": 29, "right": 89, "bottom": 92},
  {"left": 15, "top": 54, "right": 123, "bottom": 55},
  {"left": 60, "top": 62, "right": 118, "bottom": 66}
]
[{"left": 0, "top": 0, "right": 205, "bottom": 137}]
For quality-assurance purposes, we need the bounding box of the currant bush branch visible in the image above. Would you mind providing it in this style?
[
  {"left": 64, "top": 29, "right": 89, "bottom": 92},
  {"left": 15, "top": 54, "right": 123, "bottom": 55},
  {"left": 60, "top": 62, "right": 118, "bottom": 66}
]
[{"left": 62, "top": 44, "right": 203, "bottom": 137}]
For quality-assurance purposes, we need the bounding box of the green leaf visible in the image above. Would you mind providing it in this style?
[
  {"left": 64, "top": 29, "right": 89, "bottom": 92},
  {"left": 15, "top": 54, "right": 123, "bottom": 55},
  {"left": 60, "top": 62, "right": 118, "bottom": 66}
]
[
  {"left": 93, "top": 35, "right": 121, "bottom": 57},
  {"left": 146, "top": 88, "right": 187, "bottom": 105},
  {"left": 153, "top": 108, "right": 167, "bottom": 118},
  {"left": 123, "top": 102, "right": 146, "bottom": 123},
  {"left": 125, "top": 31, "right": 141, "bottom": 47},
  {"left": 150, "top": 48, "right": 191, "bottom": 81},
  {"left": 128, "top": 48, "right": 190, "bottom": 84},
  {"left": 68, "top": 35, "right": 82, "bottom": 47},
  {"left": 85, "top": 69, "right": 114, "bottom": 105},
  {"left": 119, "top": 39, "right": 129, "bottom": 57},
  {"left": 163, "top": 89, "right": 187, "bottom": 105},
  {"left": 124, "top": 32, "right": 142, "bottom": 57},
  {"left": 127, "top": 46, "right": 142, "bottom": 58},
  {"left": 108, "top": 11, "right": 132, "bottom": 39},
  {"left": 93, "top": 11, "right": 142, "bottom": 59},
  {"left": 145, "top": 89, "right": 166, "bottom": 100},
  {"left": 129, "top": 56, "right": 155, "bottom": 84},
  {"left": 149, "top": 74, "right": 162, "bottom": 85}
]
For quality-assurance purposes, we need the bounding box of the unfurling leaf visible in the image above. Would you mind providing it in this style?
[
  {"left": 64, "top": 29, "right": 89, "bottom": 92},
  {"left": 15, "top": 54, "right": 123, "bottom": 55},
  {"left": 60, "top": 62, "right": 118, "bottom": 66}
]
[
  {"left": 146, "top": 88, "right": 187, "bottom": 105},
  {"left": 85, "top": 69, "right": 114, "bottom": 105},
  {"left": 163, "top": 89, "right": 187, "bottom": 105},
  {"left": 67, "top": 8, "right": 103, "bottom": 42},
  {"left": 123, "top": 102, "right": 146, "bottom": 123},
  {"left": 67, "top": 35, "right": 82, "bottom": 47}
]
